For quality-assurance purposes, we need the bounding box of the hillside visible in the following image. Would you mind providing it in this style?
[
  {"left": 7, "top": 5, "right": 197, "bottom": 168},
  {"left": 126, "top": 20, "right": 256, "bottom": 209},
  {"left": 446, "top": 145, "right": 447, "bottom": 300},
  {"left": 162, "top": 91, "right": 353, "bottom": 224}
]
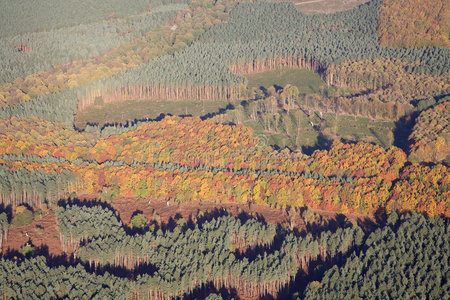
[{"left": 0, "top": 0, "right": 448, "bottom": 299}]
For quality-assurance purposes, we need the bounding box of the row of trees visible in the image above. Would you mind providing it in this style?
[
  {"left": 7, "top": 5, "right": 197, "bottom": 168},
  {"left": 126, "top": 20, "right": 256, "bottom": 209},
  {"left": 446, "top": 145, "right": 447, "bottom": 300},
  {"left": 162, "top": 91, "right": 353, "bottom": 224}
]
[
  {"left": 303, "top": 213, "right": 449, "bottom": 299},
  {"left": 55, "top": 202, "right": 363, "bottom": 299},
  {"left": 0, "top": 256, "right": 132, "bottom": 299},
  {"left": 0, "top": 212, "right": 7, "bottom": 251},
  {"left": 76, "top": 0, "right": 449, "bottom": 106},
  {"left": 0, "top": 116, "right": 404, "bottom": 181},
  {"left": 0, "top": 116, "right": 447, "bottom": 216},
  {"left": 0, "top": 5, "right": 184, "bottom": 84},
  {"left": 408, "top": 101, "right": 449, "bottom": 163},
  {"left": 0, "top": 0, "right": 235, "bottom": 108},
  {"left": 0, "top": 0, "right": 180, "bottom": 37},
  {"left": 56, "top": 203, "right": 123, "bottom": 252},
  {"left": 0, "top": 0, "right": 446, "bottom": 131},
  {"left": 2, "top": 211, "right": 446, "bottom": 299},
  {"left": 1, "top": 149, "right": 447, "bottom": 217},
  {"left": 0, "top": 164, "right": 76, "bottom": 208},
  {"left": 324, "top": 58, "right": 449, "bottom": 104}
]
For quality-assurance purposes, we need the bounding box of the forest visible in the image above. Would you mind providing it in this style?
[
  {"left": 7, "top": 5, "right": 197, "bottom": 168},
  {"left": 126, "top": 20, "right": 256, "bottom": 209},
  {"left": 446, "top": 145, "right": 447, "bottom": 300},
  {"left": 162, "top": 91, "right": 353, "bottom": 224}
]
[{"left": 0, "top": 0, "right": 448, "bottom": 298}]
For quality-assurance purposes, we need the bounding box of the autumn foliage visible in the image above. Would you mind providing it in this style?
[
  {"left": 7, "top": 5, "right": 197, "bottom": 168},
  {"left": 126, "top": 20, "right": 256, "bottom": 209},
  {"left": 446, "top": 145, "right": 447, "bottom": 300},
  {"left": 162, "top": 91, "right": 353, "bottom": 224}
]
[
  {"left": 388, "top": 164, "right": 449, "bottom": 217},
  {"left": 378, "top": 0, "right": 450, "bottom": 48},
  {"left": 0, "top": 116, "right": 447, "bottom": 217},
  {"left": 408, "top": 102, "right": 449, "bottom": 163},
  {"left": 0, "top": 0, "right": 235, "bottom": 108},
  {"left": 325, "top": 58, "right": 450, "bottom": 104}
]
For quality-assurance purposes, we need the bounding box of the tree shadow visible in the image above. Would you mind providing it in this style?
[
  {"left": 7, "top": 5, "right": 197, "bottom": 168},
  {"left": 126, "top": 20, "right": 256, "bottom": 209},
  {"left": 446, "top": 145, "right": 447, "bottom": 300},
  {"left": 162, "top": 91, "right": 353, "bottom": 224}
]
[
  {"left": 301, "top": 132, "right": 332, "bottom": 155},
  {"left": 393, "top": 112, "right": 419, "bottom": 153},
  {"left": 0, "top": 203, "right": 13, "bottom": 223},
  {"left": 181, "top": 283, "right": 239, "bottom": 300}
]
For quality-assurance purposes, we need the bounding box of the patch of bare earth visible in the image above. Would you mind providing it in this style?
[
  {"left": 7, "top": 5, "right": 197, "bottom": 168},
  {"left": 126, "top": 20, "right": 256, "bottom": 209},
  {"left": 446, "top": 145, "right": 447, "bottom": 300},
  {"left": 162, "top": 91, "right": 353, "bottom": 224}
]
[
  {"left": 2, "top": 213, "right": 65, "bottom": 257},
  {"left": 112, "top": 196, "right": 306, "bottom": 230}
]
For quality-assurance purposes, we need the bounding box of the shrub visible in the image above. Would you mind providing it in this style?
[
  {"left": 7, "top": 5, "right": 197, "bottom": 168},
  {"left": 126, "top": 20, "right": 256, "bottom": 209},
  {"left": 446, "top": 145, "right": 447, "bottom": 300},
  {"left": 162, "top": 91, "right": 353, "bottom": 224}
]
[{"left": 11, "top": 209, "right": 34, "bottom": 227}]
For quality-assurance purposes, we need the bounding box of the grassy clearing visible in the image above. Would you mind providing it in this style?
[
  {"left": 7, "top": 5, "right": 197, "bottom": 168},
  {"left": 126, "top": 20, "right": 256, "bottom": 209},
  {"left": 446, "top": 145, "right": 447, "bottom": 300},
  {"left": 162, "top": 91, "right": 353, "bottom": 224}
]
[
  {"left": 74, "top": 99, "right": 232, "bottom": 129},
  {"left": 245, "top": 68, "right": 330, "bottom": 95},
  {"left": 219, "top": 103, "right": 395, "bottom": 153},
  {"left": 322, "top": 114, "right": 395, "bottom": 148}
]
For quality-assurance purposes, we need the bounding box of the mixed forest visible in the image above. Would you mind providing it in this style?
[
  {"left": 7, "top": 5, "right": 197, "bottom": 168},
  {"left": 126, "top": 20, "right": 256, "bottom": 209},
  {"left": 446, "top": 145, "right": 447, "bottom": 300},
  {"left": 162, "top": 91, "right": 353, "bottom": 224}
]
[{"left": 0, "top": 0, "right": 448, "bottom": 299}]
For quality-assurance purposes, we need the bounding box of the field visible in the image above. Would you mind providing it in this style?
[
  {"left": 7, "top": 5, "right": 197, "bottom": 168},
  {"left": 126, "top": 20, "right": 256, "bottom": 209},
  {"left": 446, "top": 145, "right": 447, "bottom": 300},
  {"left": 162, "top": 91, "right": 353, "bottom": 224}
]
[
  {"left": 245, "top": 67, "right": 329, "bottom": 94},
  {"left": 322, "top": 114, "right": 395, "bottom": 148},
  {"left": 75, "top": 99, "right": 232, "bottom": 129},
  {"left": 293, "top": 0, "right": 370, "bottom": 14}
]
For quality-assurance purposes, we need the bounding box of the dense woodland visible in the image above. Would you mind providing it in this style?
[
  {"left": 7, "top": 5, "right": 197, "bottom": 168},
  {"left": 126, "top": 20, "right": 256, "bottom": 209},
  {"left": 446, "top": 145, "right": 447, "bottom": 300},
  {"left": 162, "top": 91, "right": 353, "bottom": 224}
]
[
  {"left": 0, "top": 4, "right": 186, "bottom": 84},
  {"left": 0, "top": 0, "right": 449, "bottom": 298},
  {"left": 0, "top": 204, "right": 448, "bottom": 299},
  {"left": 0, "top": 116, "right": 448, "bottom": 219},
  {"left": 378, "top": 0, "right": 450, "bottom": 48},
  {"left": 76, "top": 0, "right": 449, "bottom": 106},
  {"left": 2, "top": 201, "right": 364, "bottom": 299},
  {"left": 408, "top": 102, "right": 449, "bottom": 163},
  {"left": 303, "top": 213, "right": 449, "bottom": 299}
]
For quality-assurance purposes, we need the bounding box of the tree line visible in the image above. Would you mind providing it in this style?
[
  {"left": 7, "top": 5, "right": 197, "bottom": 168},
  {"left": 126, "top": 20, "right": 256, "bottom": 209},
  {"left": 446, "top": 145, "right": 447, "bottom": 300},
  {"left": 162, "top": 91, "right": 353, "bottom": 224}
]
[
  {"left": 55, "top": 202, "right": 363, "bottom": 299},
  {"left": 0, "top": 5, "right": 184, "bottom": 84},
  {"left": 76, "top": 0, "right": 449, "bottom": 106},
  {"left": 0, "top": 0, "right": 235, "bottom": 109},
  {"left": 303, "top": 213, "right": 449, "bottom": 299},
  {"left": 0, "top": 116, "right": 447, "bottom": 216}
]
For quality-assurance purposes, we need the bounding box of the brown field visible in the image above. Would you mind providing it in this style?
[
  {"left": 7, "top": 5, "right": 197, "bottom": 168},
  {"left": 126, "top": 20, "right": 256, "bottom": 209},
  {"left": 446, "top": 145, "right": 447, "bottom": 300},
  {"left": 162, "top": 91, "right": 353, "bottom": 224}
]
[
  {"left": 292, "top": 0, "right": 370, "bottom": 14},
  {"left": 2, "top": 213, "right": 64, "bottom": 257}
]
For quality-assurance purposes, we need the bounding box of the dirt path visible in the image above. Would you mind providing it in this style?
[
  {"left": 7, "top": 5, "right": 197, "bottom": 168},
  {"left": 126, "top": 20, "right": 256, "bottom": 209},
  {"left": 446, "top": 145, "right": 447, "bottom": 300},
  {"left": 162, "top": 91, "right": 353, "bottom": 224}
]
[{"left": 295, "top": 0, "right": 325, "bottom": 5}]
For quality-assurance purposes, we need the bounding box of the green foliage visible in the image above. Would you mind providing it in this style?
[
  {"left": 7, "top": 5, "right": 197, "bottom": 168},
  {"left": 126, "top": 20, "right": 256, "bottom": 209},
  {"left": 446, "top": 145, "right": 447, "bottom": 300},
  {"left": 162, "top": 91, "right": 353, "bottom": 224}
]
[
  {"left": 0, "top": 6, "right": 184, "bottom": 84},
  {"left": 303, "top": 213, "right": 450, "bottom": 299},
  {"left": 0, "top": 0, "right": 186, "bottom": 38},
  {"left": 0, "top": 212, "right": 8, "bottom": 232},
  {"left": 0, "top": 164, "right": 76, "bottom": 207},
  {"left": 102, "top": 0, "right": 448, "bottom": 91},
  {"left": 131, "top": 213, "right": 147, "bottom": 229},
  {"left": 206, "top": 294, "right": 224, "bottom": 300},
  {"left": 56, "top": 203, "right": 123, "bottom": 242},
  {"left": 57, "top": 202, "right": 362, "bottom": 298},
  {"left": 20, "top": 244, "right": 34, "bottom": 257},
  {"left": 0, "top": 256, "right": 132, "bottom": 299},
  {"left": 11, "top": 209, "right": 34, "bottom": 227}
]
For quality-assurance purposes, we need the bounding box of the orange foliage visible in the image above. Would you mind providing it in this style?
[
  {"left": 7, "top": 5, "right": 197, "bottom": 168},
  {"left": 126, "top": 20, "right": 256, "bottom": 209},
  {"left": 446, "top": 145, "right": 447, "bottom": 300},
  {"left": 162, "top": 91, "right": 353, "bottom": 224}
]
[
  {"left": 326, "top": 58, "right": 450, "bottom": 104},
  {"left": 378, "top": 0, "right": 450, "bottom": 48},
  {"left": 387, "top": 164, "right": 449, "bottom": 217},
  {"left": 0, "top": 116, "right": 446, "bottom": 216}
]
